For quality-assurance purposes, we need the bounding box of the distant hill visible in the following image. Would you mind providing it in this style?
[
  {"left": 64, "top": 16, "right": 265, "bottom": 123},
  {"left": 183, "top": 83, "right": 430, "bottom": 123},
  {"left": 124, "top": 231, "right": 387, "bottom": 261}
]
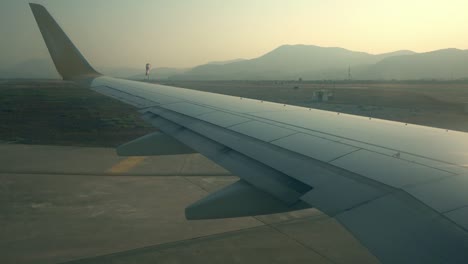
[
  {"left": 170, "top": 45, "right": 419, "bottom": 80},
  {"left": 171, "top": 45, "right": 468, "bottom": 80},
  {"left": 354, "top": 49, "right": 468, "bottom": 80},
  {"left": 4, "top": 45, "right": 468, "bottom": 80},
  {"left": 373, "top": 50, "right": 416, "bottom": 60},
  {"left": 207, "top": 58, "right": 246, "bottom": 65}
]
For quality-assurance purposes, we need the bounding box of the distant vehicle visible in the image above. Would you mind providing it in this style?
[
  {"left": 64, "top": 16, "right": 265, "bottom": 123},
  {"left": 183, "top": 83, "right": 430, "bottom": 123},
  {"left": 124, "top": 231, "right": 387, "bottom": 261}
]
[{"left": 29, "top": 3, "right": 468, "bottom": 264}]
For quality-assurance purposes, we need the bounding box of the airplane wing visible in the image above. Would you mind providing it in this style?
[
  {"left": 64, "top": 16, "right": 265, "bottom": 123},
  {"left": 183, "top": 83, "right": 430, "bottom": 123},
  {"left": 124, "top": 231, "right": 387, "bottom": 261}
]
[{"left": 29, "top": 4, "right": 468, "bottom": 263}]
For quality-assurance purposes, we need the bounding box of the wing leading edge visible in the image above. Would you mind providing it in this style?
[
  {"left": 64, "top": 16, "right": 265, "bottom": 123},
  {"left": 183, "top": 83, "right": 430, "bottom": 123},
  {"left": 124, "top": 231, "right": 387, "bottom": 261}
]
[{"left": 30, "top": 4, "right": 468, "bottom": 263}]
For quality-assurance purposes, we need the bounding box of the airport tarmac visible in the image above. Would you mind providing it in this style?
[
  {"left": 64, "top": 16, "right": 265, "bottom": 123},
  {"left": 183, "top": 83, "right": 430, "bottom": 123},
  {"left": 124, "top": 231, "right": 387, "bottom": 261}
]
[{"left": 0, "top": 143, "right": 380, "bottom": 264}]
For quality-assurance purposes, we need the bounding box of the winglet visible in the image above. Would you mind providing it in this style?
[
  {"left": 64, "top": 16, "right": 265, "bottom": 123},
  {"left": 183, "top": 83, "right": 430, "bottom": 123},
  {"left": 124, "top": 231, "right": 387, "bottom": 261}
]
[{"left": 29, "top": 3, "right": 100, "bottom": 80}]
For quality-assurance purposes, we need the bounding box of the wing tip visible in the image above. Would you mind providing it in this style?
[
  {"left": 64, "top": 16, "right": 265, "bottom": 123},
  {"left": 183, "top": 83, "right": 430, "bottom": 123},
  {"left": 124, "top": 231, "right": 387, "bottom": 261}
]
[
  {"left": 28, "top": 2, "right": 100, "bottom": 80},
  {"left": 29, "top": 3, "right": 44, "bottom": 10}
]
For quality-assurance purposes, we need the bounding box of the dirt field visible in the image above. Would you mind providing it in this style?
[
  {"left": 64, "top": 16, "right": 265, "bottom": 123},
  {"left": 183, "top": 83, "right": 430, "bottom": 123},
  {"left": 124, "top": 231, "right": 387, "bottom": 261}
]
[
  {"left": 0, "top": 79, "right": 154, "bottom": 147},
  {"left": 2, "top": 79, "right": 468, "bottom": 147}
]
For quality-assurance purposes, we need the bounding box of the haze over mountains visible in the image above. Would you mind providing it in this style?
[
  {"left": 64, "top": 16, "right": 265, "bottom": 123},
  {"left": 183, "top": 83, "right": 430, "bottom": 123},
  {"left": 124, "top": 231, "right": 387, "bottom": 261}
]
[
  {"left": 2, "top": 45, "right": 468, "bottom": 80},
  {"left": 0, "top": 58, "right": 61, "bottom": 79}
]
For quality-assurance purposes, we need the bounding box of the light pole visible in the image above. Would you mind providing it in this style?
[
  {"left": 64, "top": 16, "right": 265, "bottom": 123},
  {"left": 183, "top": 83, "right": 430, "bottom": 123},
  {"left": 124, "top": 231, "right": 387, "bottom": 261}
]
[{"left": 145, "top": 63, "right": 152, "bottom": 81}]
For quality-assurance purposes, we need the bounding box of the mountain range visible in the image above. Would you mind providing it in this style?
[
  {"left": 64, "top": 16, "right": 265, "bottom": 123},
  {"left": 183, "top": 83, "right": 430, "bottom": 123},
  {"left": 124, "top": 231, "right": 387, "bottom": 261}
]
[
  {"left": 171, "top": 45, "right": 468, "bottom": 80},
  {"left": 2, "top": 45, "right": 468, "bottom": 80}
]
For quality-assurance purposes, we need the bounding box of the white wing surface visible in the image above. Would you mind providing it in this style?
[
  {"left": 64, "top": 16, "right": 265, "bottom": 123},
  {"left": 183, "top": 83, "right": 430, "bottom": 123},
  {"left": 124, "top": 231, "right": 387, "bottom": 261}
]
[{"left": 30, "top": 4, "right": 468, "bottom": 263}]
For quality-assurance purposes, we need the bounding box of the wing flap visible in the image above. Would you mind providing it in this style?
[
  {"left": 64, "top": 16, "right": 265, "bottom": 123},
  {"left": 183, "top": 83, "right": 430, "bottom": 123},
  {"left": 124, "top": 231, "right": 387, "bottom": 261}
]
[
  {"left": 186, "top": 179, "right": 310, "bottom": 220},
  {"left": 146, "top": 107, "right": 354, "bottom": 188},
  {"left": 301, "top": 181, "right": 386, "bottom": 215},
  {"left": 141, "top": 112, "right": 312, "bottom": 205},
  {"left": 141, "top": 108, "right": 391, "bottom": 213},
  {"left": 336, "top": 191, "right": 468, "bottom": 264}
]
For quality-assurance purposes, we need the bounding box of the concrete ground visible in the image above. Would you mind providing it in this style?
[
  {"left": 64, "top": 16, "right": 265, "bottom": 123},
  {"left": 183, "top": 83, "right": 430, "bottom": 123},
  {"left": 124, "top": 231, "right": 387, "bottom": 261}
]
[{"left": 0, "top": 144, "right": 380, "bottom": 264}]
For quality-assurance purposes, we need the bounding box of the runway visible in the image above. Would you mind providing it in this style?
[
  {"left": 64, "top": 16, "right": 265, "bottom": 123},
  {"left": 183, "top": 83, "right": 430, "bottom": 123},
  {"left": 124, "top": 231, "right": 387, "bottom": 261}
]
[{"left": 0, "top": 144, "right": 380, "bottom": 264}]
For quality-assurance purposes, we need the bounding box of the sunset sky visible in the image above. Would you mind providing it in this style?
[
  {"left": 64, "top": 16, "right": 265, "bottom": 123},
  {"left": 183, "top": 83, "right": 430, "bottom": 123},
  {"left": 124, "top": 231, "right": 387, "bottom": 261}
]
[{"left": 1, "top": 0, "right": 468, "bottom": 69}]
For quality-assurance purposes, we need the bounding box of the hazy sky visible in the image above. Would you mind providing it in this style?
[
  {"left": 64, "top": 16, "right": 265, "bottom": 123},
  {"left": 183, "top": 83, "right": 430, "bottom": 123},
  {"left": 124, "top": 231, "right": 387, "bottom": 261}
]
[{"left": 1, "top": 0, "right": 468, "bottom": 70}]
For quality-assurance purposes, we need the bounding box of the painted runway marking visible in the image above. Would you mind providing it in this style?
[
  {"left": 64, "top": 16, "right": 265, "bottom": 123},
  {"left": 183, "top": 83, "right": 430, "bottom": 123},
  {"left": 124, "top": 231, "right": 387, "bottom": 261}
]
[{"left": 107, "top": 157, "right": 147, "bottom": 173}]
